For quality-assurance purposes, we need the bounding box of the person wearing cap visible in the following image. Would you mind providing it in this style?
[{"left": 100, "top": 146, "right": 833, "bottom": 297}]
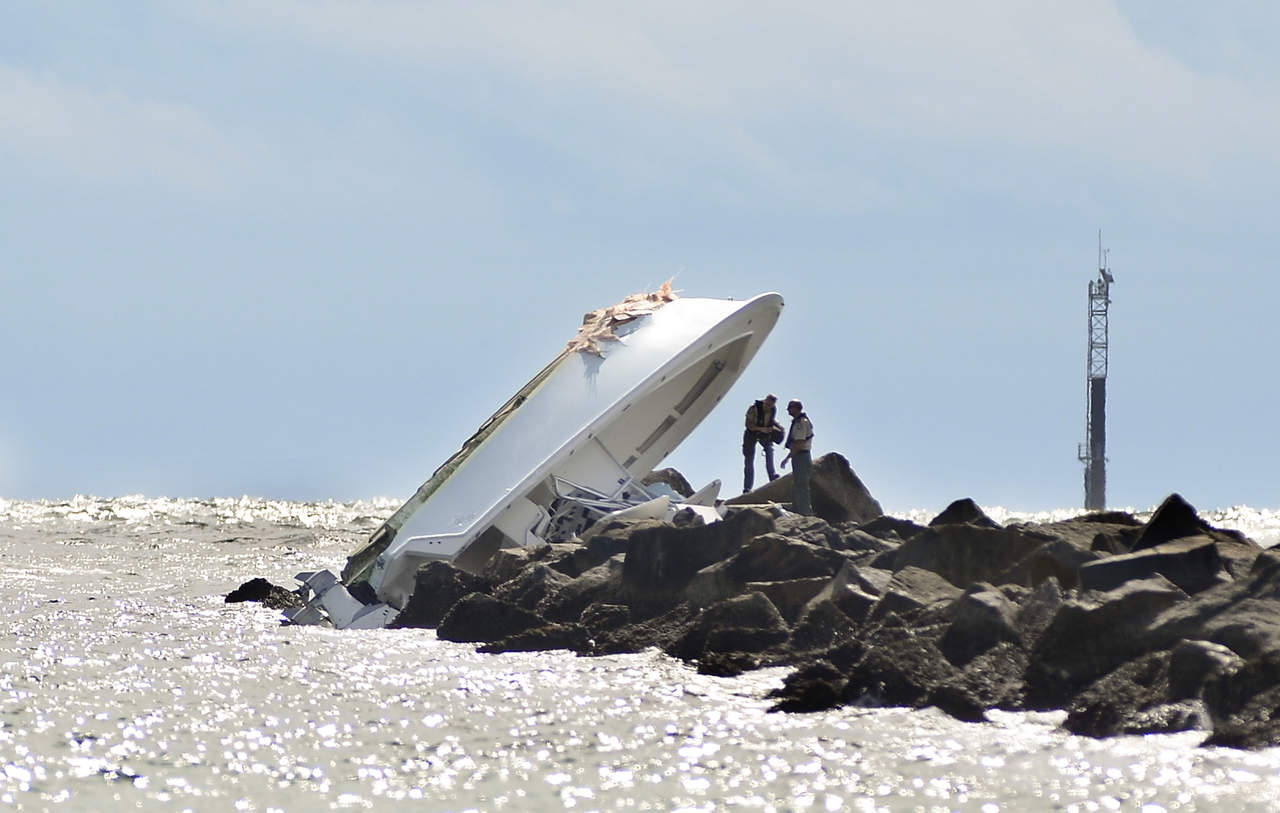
[
  {"left": 741, "top": 393, "right": 782, "bottom": 493},
  {"left": 780, "top": 398, "right": 814, "bottom": 515}
]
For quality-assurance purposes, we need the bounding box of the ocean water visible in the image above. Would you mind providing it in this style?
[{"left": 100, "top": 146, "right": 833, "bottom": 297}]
[{"left": 2, "top": 496, "right": 1280, "bottom": 812}]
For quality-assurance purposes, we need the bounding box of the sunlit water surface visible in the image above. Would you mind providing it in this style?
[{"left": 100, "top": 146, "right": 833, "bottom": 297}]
[{"left": 1, "top": 496, "right": 1279, "bottom": 812}]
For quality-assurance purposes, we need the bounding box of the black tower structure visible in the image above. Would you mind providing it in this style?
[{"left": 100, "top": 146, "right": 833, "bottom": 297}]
[{"left": 1078, "top": 235, "right": 1113, "bottom": 511}]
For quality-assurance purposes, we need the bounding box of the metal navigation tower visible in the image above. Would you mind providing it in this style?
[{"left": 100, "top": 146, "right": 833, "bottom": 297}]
[{"left": 1078, "top": 233, "right": 1114, "bottom": 511}]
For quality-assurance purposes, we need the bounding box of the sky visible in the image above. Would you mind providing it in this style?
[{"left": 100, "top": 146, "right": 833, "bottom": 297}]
[{"left": 2, "top": 1, "right": 1277, "bottom": 514}]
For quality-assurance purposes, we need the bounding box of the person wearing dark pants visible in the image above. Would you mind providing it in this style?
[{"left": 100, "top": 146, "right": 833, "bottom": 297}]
[
  {"left": 741, "top": 394, "right": 781, "bottom": 493},
  {"left": 780, "top": 398, "right": 814, "bottom": 515}
]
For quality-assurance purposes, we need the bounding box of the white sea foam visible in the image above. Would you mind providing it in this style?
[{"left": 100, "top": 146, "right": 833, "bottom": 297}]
[{"left": 1, "top": 497, "right": 1279, "bottom": 810}]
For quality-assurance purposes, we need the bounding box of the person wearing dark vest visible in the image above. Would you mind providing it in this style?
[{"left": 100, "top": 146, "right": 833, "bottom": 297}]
[
  {"left": 780, "top": 398, "right": 814, "bottom": 515},
  {"left": 741, "top": 393, "right": 781, "bottom": 493}
]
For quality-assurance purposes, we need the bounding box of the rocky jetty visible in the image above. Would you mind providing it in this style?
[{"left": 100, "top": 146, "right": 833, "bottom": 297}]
[{"left": 230, "top": 453, "right": 1280, "bottom": 749}]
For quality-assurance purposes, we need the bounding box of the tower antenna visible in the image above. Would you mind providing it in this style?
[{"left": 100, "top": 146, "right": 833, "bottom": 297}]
[{"left": 1078, "top": 232, "right": 1113, "bottom": 510}]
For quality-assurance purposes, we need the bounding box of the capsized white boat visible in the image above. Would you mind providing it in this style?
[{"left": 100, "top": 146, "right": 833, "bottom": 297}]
[{"left": 285, "top": 285, "right": 784, "bottom": 628}]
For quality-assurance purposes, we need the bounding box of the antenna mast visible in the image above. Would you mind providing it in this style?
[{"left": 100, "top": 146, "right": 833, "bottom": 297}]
[{"left": 1078, "top": 232, "right": 1113, "bottom": 510}]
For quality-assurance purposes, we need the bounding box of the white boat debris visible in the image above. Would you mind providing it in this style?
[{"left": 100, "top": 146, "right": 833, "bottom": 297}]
[{"left": 286, "top": 285, "right": 784, "bottom": 628}]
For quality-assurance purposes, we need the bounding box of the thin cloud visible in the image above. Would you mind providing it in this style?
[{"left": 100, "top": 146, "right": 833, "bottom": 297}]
[
  {"left": 0, "top": 65, "right": 234, "bottom": 192},
  {"left": 187, "top": 0, "right": 1280, "bottom": 186}
]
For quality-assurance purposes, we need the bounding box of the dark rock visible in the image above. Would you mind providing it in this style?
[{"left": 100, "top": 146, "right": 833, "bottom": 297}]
[
  {"left": 697, "top": 652, "right": 763, "bottom": 677},
  {"left": 844, "top": 636, "right": 957, "bottom": 707},
  {"left": 771, "top": 514, "right": 845, "bottom": 549},
  {"left": 437, "top": 593, "right": 548, "bottom": 644},
  {"left": 390, "top": 561, "right": 489, "bottom": 629},
  {"left": 594, "top": 602, "right": 701, "bottom": 656},
  {"left": 943, "top": 640, "right": 1029, "bottom": 711},
  {"left": 1202, "top": 648, "right": 1280, "bottom": 743},
  {"left": 939, "top": 584, "right": 1021, "bottom": 665},
  {"left": 745, "top": 577, "right": 832, "bottom": 624},
  {"left": 538, "top": 555, "right": 627, "bottom": 624},
  {"left": 484, "top": 545, "right": 552, "bottom": 587},
  {"left": 854, "top": 566, "right": 894, "bottom": 596},
  {"left": 1015, "top": 512, "right": 1142, "bottom": 557},
  {"left": 1078, "top": 536, "right": 1224, "bottom": 595},
  {"left": 479, "top": 622, "right": 592, "bottom": 654},
  {"left": 871, "top": 523, "right": 1051, "bottom": 590},
  {"left": 1025, "top": 576, "right": 1188, "bottom": 709},
  {"left": 1129, "top": 494, "right": 1261, "bottom": 577},
  {"left": 668, "top": 592, "right": 789, "bottom": 661},
  {"left": 796, "top": 561, "right": 878, "bottom": 624},
  {"left": 1025, "top": 538, "right": 1101, "bottom": 590},
  {"left": 1169, "top": 639, "right": 1242, "bottom": 701},
  {"left": 225, "top": 578, "right": 303, "bottom": 611},
  {"left": 927, "top": 683, "right": 988, "bottom": 723},
  {"left": 838, "top": 529, "right": 899, "bottom": 555},
  {"left": 869, "top": 566, "right": 964, "bottom": 622},
  {"left": 789, "top": 600, "right": 859, "bottom": 652},
  {"left": 579, "top": 602, "right": 631, "bottom": 634},
  {"left": 622, "top": 508, "right": 776, "bottom": 599},
  {"left": 768, "top": 660, "right": 847, "bottom": 712},
  {"left": 1145, "top": 549, "right": 1280, "bottom": 660},
  {"left": 857, "top": 515, "right": 926, "bottom": 541},
  {"left": 1014, "top": 577, "right": 1065, "bottom": 643},
  {"left": 493, "top": 563, "right": 574, "bottom": 611},
  {"left": 1065, "top": 650, "right": 1216, "bottom": 737},
  {"left": 547, "top": 530, "right": 638, "bottom": 578},
  {"left": 1132, "top": 493, "right": 1213, "bottom": 550},
  {"left": 929, "top": 498, "right": 1000, "bottom": 529},
  {"left": 725, "top": 453, "right": 883, "bottom": 524},
  {"left": 725, "top": 534, "right": 853, "bottom": 583}
]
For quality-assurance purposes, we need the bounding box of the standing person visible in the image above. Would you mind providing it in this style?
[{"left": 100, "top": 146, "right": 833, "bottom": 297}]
[
  {"left": 780, "top": 398, "right": 814, "bottom": 515},
  {"left": 742, "top": 393, "right": 781, "bottom": 493}
]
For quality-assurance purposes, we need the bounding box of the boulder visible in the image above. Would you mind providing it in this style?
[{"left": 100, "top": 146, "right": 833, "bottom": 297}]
[
  {"left": 857, "top": 515, "right": 926, "bottom": 541},
  {"left": 225, "top": 578, "right": 303, "bottom": 611},
  {"left": 744, "top": 577, "right": 832, "bottom": 624},
  {"left": 437, "top": 593, "right": 548, "bottom": 644},
  {"left": 579, "top": 602, "right": 631, "bottom": 635},
  {"left": 869, "top": 566, "right": 964, "bottom": 622},
  {"left": 479, "top": 622, "right": 592, "bottom": 654},
  {"left": 484, "top": 545, "right": 552, "bottom": 587},
  {"left": 1012, "top": 512, "right": 1142, "bottom": 556},
  {"left": 668, "top": 592, "right": 790, "bottom": 661},
  {"left": 1014, "top": 576, "right": 1065, "bottom": 643},
  {"left": 767, "top": 660, "right": 848, "bottom": 712},
  {"left": 1131, "top": 493, "right": 1215, "bottom": 550},
  {"left": 871, "top": 523, "right": 1052, "bottom": 590},
  {"left": 621, "top": 507, "right": 775, "bottom": 600},
  {"left": 1025, "top": 575, "right": 1188, "bottom": 708},
  {"left": 724, "top": 534, "right": 853, "bottom": 583},
  {"left": 928, "top": 498, "right": 1000, "bottom": 529},
  {"left": 594, "top": 602, "right": 701, "bottom": 656},
  {"left": 1077, "top": 535, "right": 1224, "bottom": 595},
  {"left": 1143, "top": 549, "right": 1280, "bottom": 660},
  {"left": 725, "top": 453, "right": 883, "bottom": 524},
  {"left": 1202, "top": 648, "right": 1280, "bottom": 748},
  {"left": 939, "top": 584, "right": 1021, "bottom": 665},
  {"left": 1064, "top": 649, "right": 1213, "bottom": 737},
  {"left": 548, "top": 527, "right": 651, "bottom": 577},
  {"left": 844, "top": 635, "right": 957, "bottom": 707},
  {"left": 537, "top": 555, "right": 627, "bottom": 624},
  {"left": 493, "top": 563, "right": 575, "bottom": 611},
  {"left": 390, "top": 562, "right": 489, "bottom": 629},
  {"left": 788, "top": 599, "right": 859, "bottom": 652}
]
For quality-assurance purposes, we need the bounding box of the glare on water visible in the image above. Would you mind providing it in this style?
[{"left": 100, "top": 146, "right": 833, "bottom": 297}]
[{"left": 1, "top": 496, "right": 1279, "bottom": 811}]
